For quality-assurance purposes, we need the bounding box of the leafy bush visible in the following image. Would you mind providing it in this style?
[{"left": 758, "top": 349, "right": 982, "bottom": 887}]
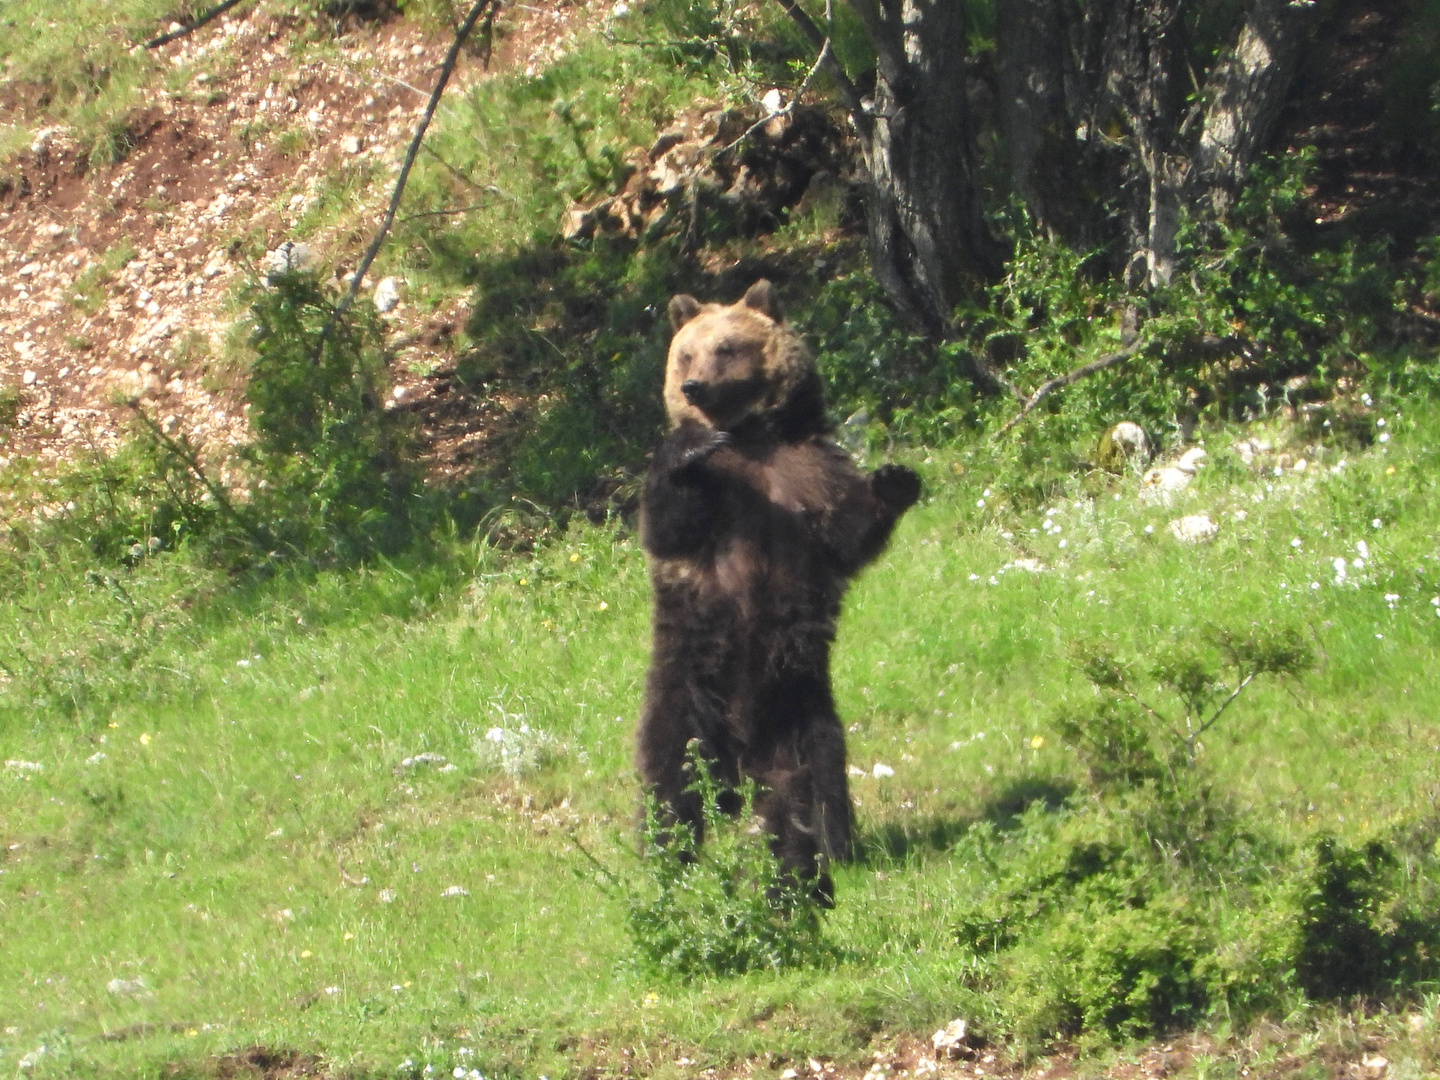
[
  {"left": 1295, "top": 832, "right": 1440, "bottom": 1000},
  {"left": 623, "top": 751, "right": 831, "bottom": 981},
  {"left": 238, "top": 270, "right": 418, "bottom": 563},
  {"left": 945, "top": 627, "right": 1440, "bottom": 1049}
]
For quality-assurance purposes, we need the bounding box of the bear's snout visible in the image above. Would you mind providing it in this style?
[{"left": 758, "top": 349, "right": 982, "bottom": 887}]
[{"left": 680, "top": 379, "right": 707, "bottom": 406}]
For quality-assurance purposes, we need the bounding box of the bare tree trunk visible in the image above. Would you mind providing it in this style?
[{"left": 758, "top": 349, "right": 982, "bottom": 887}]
[
  {"left": 847, "top": 0, "right": 1002, "bottom": 339},
  {"left": 1192, "top": 0, "right": 1321, "bottom": 210},
  {"left": 996, "top": 0, "right": 1098, "bottom": 244},
  {"left": 1093, "top": 0, "right": 1190, "bottom": 286}
]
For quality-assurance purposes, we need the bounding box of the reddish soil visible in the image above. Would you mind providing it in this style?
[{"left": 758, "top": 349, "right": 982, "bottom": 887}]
[{"left": 0, "top": 0, "right": 611, "bottom": 496}]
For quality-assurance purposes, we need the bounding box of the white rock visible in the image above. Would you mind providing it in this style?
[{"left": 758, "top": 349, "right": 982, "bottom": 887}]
[
  {"left": 341, "top": 134, "right": 363, "bottom": 155},
  {"left": 440, "top": 885, "right": 470, "bottom": 898},
  {"left": 374, "top": 275, "right": 402, "bottom": 313},
  {"left": 1001, "top": 558, "right": 1046, "bottom": 573},
  {"left": 1143, "top": 465, "right": 1192, "bottom": 492},
  {"left": 265, "top": 241, "right": 314, "bottom": 281},
  {"left": 761, "top": 88, "right": 784, "bottom": 114},
  {"left": 1106, "top": 420, "right": 1149, "bottom": 461},
  {"left": 1168, "top": 514, "right": 1218, "bottom": 543},
  {"left": 21, "top": 370, "right": 37, "bottom": 386},
  {"left": 17, "top": 261, "right": 40, "bottom": 277},
  {"left": 106, "top": 977, "right": 151, "bottom": 997},
  {"left": 932, "top": 1019, "right": 970, "bottom": 1060},
  {"left": 1175, "top": 446, "right": 1208, "bottom": 474},
  {"left": 872, "top": 762, "right": 895, "bottom": 779},
  {"left": 398, "top": 752, "right": 447, "bottom": 769}
]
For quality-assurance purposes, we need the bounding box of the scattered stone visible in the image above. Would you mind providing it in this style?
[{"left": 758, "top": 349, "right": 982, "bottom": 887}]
[
  {"left": 440, "top": 885, "right": 470, "bottom": 898},
  {"left": 374, "top": 275, "right": 402, "bottom": 313},
  {"left": 871, "top": 762, "right": 895, "bottom": 779},
  {"left": 21, "top": 370, "right": 37, "bottom": 386},
  {"left": 105, "top": 977, "right": 152, "bottom": 997},
  {"left": 1096, "top": 420, "right": 1150, "bottom": 472},
  {"left": 398, "top": 751, "right": 448, "bottom": 769},
  {"left": 1001, "top": 558, "right": 1047, "bottom": 573},
  {"left": 761, "top": 87, "right": 784, "bottom": 114},
  {"left": 341, "top": 134, "right": 364, "bottom": 155},
  {"left": 932, "top": 1019, "right": 973, "bottom": 1061},
  {"left": 265, "top": 240, "right": 315, "bottom": 281},
  {"left": 1168, "top": 513, "right": 1218, "bottom": 543},
  {"left": 1143, "top": 446, "right": 1207, "bottom": 495},
  {"left": 1232, "top": 437, "right": 1273, "bottom": 466}
]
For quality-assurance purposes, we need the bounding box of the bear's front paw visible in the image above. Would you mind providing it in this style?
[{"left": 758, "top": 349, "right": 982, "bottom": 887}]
[
  {"left": 674, "top": 429, "right": 732, "bottom": 474},
  {"left": 872, "top": 464, "right": 921, "bottom": 512}
]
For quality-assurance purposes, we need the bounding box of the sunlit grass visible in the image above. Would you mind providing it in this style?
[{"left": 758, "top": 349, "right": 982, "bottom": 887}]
[{"left": 3, "top": 400, "right": 1440, "bottom": 1075}]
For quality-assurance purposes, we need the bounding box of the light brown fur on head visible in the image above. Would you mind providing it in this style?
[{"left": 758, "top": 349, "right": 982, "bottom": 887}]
[{"left": 663, "top": 280, "right": 822, "bottom": 434}]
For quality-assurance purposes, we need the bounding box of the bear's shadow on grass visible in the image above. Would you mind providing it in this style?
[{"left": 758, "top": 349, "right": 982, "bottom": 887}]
[{"left": 855, "top": 774, "right": 1074, "bottom": 865}]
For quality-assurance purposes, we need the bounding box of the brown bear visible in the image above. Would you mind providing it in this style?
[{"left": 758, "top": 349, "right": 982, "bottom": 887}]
[{"left": 636, "top": 279, "right": 921, "bottom": 902}]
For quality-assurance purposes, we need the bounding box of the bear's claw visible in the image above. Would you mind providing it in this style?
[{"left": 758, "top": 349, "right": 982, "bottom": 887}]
[{"left": 674, "top": 429, "right": 732, "bottom": 473}]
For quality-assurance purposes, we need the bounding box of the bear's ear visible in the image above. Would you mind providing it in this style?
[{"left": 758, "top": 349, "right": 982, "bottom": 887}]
[
  {"left": 669, "top": 294, "right": 702, "bottom": 330},
  {"left": 741, "top": 279, "right": 781, "bottom": 321}
]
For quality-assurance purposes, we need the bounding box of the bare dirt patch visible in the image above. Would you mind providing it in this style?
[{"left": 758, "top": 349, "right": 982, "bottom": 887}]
[{"left": 0, "top": 0, "right": 611, "bottom": 487}]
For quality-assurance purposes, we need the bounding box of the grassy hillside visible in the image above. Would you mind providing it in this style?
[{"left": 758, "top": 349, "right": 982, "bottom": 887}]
[
  {"left": 5, "top": 1, "right": 1440, "bottom": 1077},
  {"left": 4, "top": 398, "right": 1440, "bottom": 1077}
]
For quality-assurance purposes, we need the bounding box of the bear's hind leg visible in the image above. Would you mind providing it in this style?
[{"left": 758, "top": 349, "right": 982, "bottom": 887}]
[{"left": 800, "top": 710, "right": 854, "bottom": 864}]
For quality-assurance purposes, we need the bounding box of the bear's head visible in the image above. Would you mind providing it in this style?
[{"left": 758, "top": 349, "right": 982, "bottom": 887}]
[{"left": 663, "top": 280, "right": 827, "bottom": 437}]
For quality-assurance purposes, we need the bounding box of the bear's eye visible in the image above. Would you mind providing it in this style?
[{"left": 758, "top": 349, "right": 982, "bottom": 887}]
[{"left": 714, "top": 341, "right": 737, "bottom": 358}]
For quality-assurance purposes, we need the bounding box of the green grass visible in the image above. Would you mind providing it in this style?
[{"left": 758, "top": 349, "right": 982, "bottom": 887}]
[{"left": 3, "top": 398, "right": 1440, "bottom": 1077}]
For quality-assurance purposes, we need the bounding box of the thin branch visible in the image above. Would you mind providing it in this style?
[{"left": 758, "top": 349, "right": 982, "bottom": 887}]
[
  {"left": 125, "top": 403, "right": 269, "bottom": 550},
  {"left": 717, "top": 35, "right": 833, "bottom": 157},
  {"left": 373, "top": 71, "right": 431, "bottom": 97},
  {"left": 340, "top": 0, "right": 498, "bottom": 310},
  {"left": 773, "top": 0, "right": 871, "bottom": 138},
  {"left": 1191, "top": 670, "right": 1257, "bottom": 744},
  {"left": 996, "top": 343, "right": 1141, "bottom": 437},
  {"left": 399, "top": 200, "right": 498, "bottom": 222},
  {"left": 311, "top": 0, "right": 497, "bottom": 364},
  {"left": 566, "top": 832, "right": 623, "bottom": 891},
  {"left": 144, "top": 0, "right": 247, "bottom": 48},
  {"left": 420, "top": 143, "right": 508, "bottom": 195}
]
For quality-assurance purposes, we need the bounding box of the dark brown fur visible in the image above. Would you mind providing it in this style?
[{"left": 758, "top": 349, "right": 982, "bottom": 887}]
[{"left": 636, "top": 281, "right": 920, "bottom": 901}]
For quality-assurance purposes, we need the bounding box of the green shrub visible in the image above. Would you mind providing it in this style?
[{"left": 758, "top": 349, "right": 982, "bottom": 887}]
[
  {"left": 1295, "top": 833, "right": 1440, "bottom": 1000},
  {"left": 623, "top": 751, "right": 831, "bottom": 981},
  {"left": 239, "top": 270, "right": 418, "bottom": 562}
]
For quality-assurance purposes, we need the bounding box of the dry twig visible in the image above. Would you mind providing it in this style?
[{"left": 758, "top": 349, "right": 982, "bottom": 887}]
[{"left": 996, "top": 344, "right": 1141, "bottom": 437}]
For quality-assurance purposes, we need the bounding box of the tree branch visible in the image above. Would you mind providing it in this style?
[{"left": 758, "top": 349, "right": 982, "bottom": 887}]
[
  {"left": 310, "top": 0, "right": 497, "bottom": 366},
  {"left": 773, "top": 0, "right": 872, "bottom": 138},
  {"left": 1191, "top": 669, "right": 1257, "bottom": 745},
  {"left": 717, "top": 35, "right": 834, "bottom": 156},
  {"left": 144, "top": 0, "right": 247, "bottom": 49},
  {"left": 996, "top": 343, "right": 1140, "bottom": 437},
  {"left": 125, "top": 402, "right": 269, "bottom": 550},
  {"left": 338, "top": 0, "right": 499, "bottom": 313}
]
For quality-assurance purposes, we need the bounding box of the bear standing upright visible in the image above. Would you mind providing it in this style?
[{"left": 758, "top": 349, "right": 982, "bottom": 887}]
[{"left": 636, "top": 279, "right": 921, "bottom": 901}]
